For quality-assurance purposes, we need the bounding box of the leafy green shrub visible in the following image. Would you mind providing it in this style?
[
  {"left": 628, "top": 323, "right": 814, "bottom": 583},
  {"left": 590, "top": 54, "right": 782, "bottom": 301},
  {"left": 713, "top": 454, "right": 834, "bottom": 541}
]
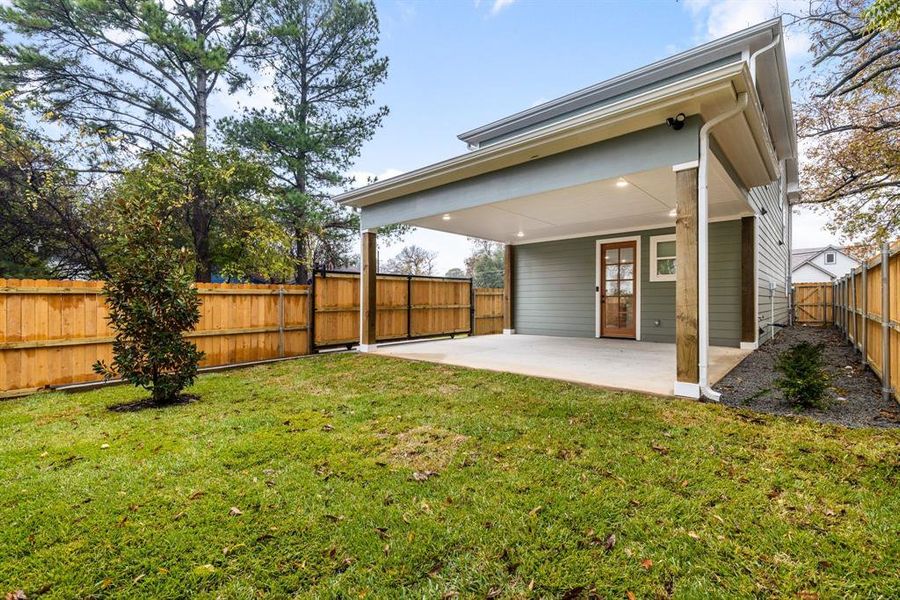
[
  {"left": 93, "top": 153, "right": 203, "bottom": 405},
  {"left": 774, "top": 342, "right": 831, "bottom": 409}
]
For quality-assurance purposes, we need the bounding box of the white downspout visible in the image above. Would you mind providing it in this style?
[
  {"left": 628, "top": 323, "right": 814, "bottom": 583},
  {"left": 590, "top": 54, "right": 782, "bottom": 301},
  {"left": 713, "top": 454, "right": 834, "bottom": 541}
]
[
  {"left": 749, "top": 34, "right": 781, "bottom": 83},
  {"left": 698, "top": 92, "right": 749, "bottom": 401}
]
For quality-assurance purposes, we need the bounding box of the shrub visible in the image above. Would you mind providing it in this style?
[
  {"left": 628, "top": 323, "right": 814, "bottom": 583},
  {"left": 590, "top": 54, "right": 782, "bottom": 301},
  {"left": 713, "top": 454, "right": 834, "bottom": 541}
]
[
  {"left": 93, "top": 153, "right": 203, "bottom": 405},
  {"left": 774, "top": 342, "right": 831, "bottom": 409}
]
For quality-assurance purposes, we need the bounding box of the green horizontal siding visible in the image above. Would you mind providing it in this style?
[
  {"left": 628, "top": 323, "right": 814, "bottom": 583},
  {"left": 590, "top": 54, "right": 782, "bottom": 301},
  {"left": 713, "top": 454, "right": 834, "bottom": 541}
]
[{"left": 513, "top": 221, "right": 741, "bottom": 347}]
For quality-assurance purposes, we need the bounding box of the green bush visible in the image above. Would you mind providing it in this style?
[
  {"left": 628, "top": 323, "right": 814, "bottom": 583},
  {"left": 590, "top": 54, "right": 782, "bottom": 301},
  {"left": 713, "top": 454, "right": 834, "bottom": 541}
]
[
  {"left": 93, "top": 152, "right": 203, "bottom": 405},
  {"left": 774, "top": 342, "right": 831, "bottom": 409}
]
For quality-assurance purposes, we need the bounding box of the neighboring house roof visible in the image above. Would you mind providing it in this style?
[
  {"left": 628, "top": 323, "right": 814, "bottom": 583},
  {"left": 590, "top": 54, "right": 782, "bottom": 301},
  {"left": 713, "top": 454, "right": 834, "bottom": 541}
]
[
  {"left": 795, "top": 261, "right": 838, "bottom": 280},
  {"left": 335, "top": 18, "right": 795, "bottom": 209},
  {"left": 790, "top": 245, "right": 859, "bottom": 276}
]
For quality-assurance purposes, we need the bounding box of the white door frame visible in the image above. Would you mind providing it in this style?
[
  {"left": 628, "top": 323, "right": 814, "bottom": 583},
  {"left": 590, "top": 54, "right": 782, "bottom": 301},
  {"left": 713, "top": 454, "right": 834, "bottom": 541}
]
[{"left": 595, "top": 236, "right": 642, "bottom": 340}]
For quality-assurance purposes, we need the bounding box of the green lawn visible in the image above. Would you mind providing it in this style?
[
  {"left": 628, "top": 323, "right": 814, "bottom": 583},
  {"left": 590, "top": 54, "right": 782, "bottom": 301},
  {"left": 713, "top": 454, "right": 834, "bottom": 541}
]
[{"left": 1, "top": 353, "right": 898, "bottom": 599}]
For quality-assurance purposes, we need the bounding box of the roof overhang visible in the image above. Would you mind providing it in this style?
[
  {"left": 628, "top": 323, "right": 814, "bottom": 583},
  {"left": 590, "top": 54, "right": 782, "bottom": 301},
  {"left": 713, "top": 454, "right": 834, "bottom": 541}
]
[
  {"left": 336, "top": 60, "right": 778, "bottom": 210},
  {"left": 458, "top": 18, "right": 793, "bottom": 150}
]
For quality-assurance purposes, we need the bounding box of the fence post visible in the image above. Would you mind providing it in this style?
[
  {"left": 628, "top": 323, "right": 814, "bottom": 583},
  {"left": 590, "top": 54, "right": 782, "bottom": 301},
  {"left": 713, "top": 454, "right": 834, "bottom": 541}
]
[
  {"left": 882, "top": 243, "right": 892, "bottom": 402},
  {"left": 406, "top": 275, "right": 412, "bottom": 340},
  {"left": 469, "top": 277, "right": 475, "bottom": 335},
  {"left": 862, "top": 264, "right": 868, "bottom": 367},
  {"left": 851, "top": 268, "right": 858, "bottom": 350},
  {"left": 307, "top": 270, "right": 316, "bottom": 355},
  {"left": 277, "top": 286, "right": 285, "bottom": 358},
  {"left": 843, "top": 277, "right": 849, "bottom": 341}
]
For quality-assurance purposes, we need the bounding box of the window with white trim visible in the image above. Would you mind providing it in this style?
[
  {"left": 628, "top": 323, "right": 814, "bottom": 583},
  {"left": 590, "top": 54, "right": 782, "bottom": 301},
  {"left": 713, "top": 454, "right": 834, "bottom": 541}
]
[
  {"left": 824, "top": 251, "right": 836, "bottom": 265},
  {"left": 650, "top": 234, "right": 677, "bottom": 282}
]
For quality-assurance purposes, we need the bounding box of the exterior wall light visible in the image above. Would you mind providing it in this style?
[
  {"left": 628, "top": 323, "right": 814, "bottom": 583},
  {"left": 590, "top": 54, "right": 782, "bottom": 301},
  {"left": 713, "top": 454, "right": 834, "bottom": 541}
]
[
  {"left": 616, "top": 178, "right": 629, "bottom": 188},
  {"left": 516, "top": 231, "right": 525, "bottom": 238},
  {"left": 442, "top": 213, "right": 451, "bottom": 221},
  {"left": 666, "top": 113, "right": 686, "bottom": 130}
]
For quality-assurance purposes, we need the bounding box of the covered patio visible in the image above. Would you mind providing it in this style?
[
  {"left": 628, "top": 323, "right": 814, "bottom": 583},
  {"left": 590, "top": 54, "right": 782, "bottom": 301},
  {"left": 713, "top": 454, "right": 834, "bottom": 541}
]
[
  {"left": 335, "top": 20, "right": 798, "bottom": 399},
  {"left": 375, "top": 334, "right": 750, "bottom": 396}
]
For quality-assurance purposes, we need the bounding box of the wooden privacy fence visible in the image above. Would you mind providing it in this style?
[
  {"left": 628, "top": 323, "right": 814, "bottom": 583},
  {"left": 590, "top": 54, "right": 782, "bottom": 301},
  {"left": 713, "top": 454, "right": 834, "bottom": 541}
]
[
  {"left": 309, "top": 270, "right": 480, "bottom": 349},
  {"left": 1, "top": 274, "right": 505, "bottom": 396},
  {"left": 832, "top": 242, "right": 899, "bottom": 402},
  {"left": 473, "top": 288, "right": 504, "bottom": 335},
  {"left": 0, "top": 279, "right": 311, "bottom": 397},
  {"left": 793, "top": 282, "right": 834, "bottom": 324}
]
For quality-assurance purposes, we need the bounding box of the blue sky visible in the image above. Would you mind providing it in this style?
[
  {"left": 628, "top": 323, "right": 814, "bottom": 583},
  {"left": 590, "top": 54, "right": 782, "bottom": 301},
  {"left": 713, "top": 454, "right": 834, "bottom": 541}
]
[{"left": 341, "top": 0, "right": 837, "bottom": 274}]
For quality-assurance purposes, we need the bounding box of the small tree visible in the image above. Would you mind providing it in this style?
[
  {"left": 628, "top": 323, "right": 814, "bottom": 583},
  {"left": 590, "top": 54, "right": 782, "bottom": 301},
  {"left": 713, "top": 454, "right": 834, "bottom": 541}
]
[
  {"left": 445, "top": 267, "right": 465, "bottom": 278},
  {"left": 774, "top": 342, "right": 831, "bottom": 409},
  {"left": 93, "top": 153, "right": 204, "bottom": 405}
]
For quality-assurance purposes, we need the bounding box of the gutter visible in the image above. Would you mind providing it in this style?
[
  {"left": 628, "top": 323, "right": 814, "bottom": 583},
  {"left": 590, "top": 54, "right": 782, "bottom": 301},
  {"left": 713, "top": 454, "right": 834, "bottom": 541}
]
[{"left": 698, "top": 91, "right": 750, "bottom": 401}]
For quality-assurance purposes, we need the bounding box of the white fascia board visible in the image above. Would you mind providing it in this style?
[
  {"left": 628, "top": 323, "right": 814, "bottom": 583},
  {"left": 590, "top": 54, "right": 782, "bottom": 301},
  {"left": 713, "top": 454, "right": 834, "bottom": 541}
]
[{"left": 335, "top": 62, "right": 747, "bottom": 209}]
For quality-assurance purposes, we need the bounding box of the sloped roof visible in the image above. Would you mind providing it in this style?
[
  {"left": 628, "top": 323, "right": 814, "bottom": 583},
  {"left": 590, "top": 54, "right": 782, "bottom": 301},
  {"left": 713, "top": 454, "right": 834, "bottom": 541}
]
[{"left": 790, "top": 245, "right": 858, "bottom": 274}]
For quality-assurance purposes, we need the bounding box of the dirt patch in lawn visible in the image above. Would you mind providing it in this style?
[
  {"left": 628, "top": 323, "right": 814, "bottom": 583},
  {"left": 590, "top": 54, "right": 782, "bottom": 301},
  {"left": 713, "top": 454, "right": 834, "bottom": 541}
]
[
  {"left": 380, "top": 425, "right": 469, "bottom": 471},
  {"left": 716, "top": 326, "right": 899, "bottom": 428}
]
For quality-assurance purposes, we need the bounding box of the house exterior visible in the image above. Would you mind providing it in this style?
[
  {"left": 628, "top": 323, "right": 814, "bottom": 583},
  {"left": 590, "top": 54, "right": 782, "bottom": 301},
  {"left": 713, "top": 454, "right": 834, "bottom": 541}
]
[
  {"left": 334, "top": 19, "right": 797, "bottom": 399},
  {"left": 792, "top": 246, "right": 860, "bottom": 283}
]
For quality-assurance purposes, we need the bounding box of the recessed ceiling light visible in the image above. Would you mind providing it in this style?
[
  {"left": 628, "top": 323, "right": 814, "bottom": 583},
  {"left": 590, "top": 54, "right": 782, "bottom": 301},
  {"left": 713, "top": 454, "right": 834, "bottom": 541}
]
[
  {"left": 668, "top": 208, "right": 677, "bottom": 218},
  {"left": 516, "top": 231, "right": 525, "bottom": 238},
  {"left": 442, "top": 213, "right": 451, "bottom": 221},
  {"left": 616, "top": 178, "right": 629, "bottom": 188}
]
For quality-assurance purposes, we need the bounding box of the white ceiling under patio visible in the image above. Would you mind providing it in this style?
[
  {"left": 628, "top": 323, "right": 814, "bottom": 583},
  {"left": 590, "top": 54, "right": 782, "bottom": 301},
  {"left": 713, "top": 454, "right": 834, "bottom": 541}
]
[{"left": 405, "top": 152, "right": 749, "bottom": 245}]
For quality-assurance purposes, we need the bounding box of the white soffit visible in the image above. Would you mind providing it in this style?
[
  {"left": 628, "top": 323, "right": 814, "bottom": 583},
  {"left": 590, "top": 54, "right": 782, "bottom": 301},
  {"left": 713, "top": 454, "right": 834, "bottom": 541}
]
[{"left": 407, "top": 157, "right": 749, "bottom": 244}]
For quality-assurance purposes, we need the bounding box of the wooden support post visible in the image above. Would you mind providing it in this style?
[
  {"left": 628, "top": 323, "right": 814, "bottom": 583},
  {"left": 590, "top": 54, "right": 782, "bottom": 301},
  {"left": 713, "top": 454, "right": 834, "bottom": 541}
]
[
  {"left": 503, "top": 244, "right": 515, "bottom": 334},
  {"left": 360, "top": 230, "right": 377, "bottom": 351},
  {"left": 861, "top": 265, "right": 868, "bottom": 367},
  {"left": 740, "top": 216, "right": 756, "bottom": 348},
  {"left": 881, "top": 243, "right": 892, "bottom": 401},
  {"left": 675, "top": 166, "right": 699, "bottom": 396}
]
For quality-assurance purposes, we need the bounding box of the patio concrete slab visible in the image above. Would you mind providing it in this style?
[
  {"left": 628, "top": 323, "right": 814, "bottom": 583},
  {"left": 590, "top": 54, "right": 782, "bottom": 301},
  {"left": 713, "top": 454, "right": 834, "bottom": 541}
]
[{"left": 373, "top": 334, "right": 750, "bottom": 396}]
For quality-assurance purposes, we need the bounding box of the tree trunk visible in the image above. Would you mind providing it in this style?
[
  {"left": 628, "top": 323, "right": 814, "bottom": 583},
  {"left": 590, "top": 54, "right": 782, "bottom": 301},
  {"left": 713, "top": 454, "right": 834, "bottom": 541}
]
[{"left": 191, "top": 61, "right": 213, "bottom": 282}]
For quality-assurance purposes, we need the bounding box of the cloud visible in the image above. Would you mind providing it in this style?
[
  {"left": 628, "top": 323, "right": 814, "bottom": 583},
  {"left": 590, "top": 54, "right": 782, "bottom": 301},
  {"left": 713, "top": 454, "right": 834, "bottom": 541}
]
[
  {"left": 681, "top": 0, "right": 809, "bottom": 61},
  {"left": 490, "top": 0, "right": 517, "bottom": 16}
]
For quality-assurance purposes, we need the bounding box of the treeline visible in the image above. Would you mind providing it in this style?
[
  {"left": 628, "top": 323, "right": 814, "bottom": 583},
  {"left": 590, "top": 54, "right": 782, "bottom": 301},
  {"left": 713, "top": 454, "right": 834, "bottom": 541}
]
[{"left": 0, "top": 0, "right": 401, "bottom": 283}]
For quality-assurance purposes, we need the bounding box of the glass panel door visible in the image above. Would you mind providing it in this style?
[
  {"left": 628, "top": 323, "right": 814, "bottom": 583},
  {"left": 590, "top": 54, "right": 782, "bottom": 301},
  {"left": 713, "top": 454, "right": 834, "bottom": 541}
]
[{"left": 600, "top": 241, "right": 637, "bottom": 338}]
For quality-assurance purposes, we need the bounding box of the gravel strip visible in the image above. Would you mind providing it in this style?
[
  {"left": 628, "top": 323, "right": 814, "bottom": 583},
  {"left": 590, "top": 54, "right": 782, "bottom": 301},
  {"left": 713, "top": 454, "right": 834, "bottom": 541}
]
[{"left": 715, "top": 325, "right": 900, "bottom": 429}]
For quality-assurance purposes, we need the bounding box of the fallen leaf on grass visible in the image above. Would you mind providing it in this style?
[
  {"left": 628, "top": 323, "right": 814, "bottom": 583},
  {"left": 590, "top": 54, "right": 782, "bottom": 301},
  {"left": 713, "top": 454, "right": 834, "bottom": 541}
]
[
  {"left": 627, "top": 592, "right": 637, "bottom": 600},
  {"left": 192, "top": 564, "right": 216, "bottom": 576},
  {"left": 687, "top": 531, "right": 701, "bottom": 540},
  {"left": 603, "top": 533, "right": 616, "bottom": 552},
  {"left": 228, "top": 507, "right": 243, "bottom": 516},
  {"left": 132, "top": 574, "right": 144, "bottom": 584},
  {"left": 798, "top": 593, "right": 819, "bottom": 600},
  {"left": 640, "top": 558, "right": 653, "bottom": 570},
  {"left": 411, "top": 470, "right": 438, "bottom": 482},
  {"left": 651, "top": 443, "right": 670, "bottom": 455},
  {"left": 100, "top": 444, "right": 110, "bottom": 449},
  {"left": 321, "top": 424, "right": 334, "bottom": 432},
  {"left": 528, "top": 505, "right": 543, "bottom": 517},
  {"left": 6, "top": 591, "right": 27, "bottom": 600},
  {"left": 188, "top": 490, "right": 205, "bottom": 501},
  {"left": 427, "top": 561, "right": 443, "bottom": 577}
]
